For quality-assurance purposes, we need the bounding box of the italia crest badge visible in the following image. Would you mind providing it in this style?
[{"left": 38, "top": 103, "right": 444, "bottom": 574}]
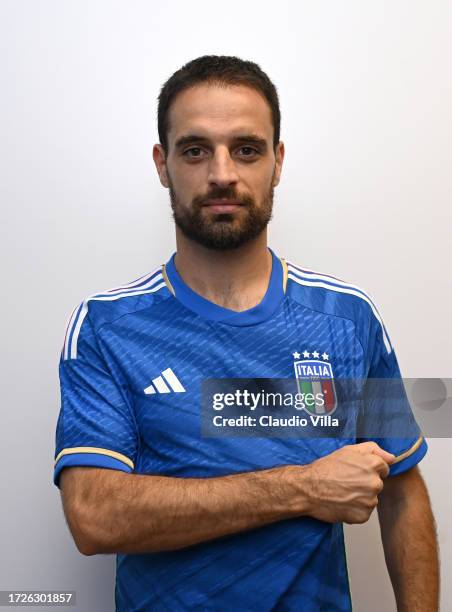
[{"left": 293, "top": 350, "right": 337, "bottom": 415}]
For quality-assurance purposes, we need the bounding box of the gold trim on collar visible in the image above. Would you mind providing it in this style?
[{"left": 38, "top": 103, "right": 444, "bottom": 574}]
[
  {"left": 280, "top": 257, "right": 288, "bottom": 293},
  {"left": 162, "top": 263, "right": 176, "bottom": 296}
]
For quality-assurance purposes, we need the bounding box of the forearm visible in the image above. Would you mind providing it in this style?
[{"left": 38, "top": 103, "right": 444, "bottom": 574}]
[
  {"left": 61, "top": 441, "right": 399, "bottom": 555},
  {"left": 75, "top": 465, "right": 309, "bottom": 555},
  {"left": 377, "top": 471, "right": 440, "bottom": 612}
]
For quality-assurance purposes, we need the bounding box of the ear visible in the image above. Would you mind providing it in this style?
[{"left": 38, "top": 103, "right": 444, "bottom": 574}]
[
  {"left": 272, "top": 141, "right": 285, "bottom": 187},
  {"left": 153, "top": 144, "right": 169, "bottom": 188}
]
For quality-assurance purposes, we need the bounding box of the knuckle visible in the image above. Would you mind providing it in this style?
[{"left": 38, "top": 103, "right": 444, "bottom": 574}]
[
  {"left": 364, "top": 498, "right": 375, "bottom": 510},
  {"left": 356, "top": 512, "right": 370, "bottom": 524},
  {"left": 371, "top": 477, "right": 383, "bottom": 492},
  {"left": 370, "top": 455, "right": 383, "bottom": 469},
  {"left": 366, "top": 441, "right": 379, "bottom": 451}
]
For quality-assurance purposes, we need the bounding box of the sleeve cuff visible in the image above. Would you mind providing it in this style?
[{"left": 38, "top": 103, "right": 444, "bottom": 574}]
[
  {"left": 54, "top": 448, "right": 134, "bottom": 488},
  {"left": 388, "top": 436, "right": 428, "bottom": 476}
]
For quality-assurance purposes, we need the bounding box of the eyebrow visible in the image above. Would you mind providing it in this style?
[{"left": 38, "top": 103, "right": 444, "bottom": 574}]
[{"left": 174, "top": 133, "right": 269, "bottom": 151}]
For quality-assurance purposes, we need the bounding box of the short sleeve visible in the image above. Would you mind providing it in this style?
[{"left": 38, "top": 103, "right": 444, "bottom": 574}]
[
  {"left": 356, "top": 306, "right": 428, "bottom": 476},
  {"left": 53, "top": 303, "right": 139, "bottom": 489}
]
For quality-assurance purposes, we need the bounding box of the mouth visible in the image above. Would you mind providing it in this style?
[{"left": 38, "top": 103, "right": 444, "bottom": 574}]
[{"left": 202, "top": 200, "right": 243, "bottom": 213}]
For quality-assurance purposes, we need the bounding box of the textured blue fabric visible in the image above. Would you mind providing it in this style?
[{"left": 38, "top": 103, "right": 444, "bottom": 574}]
[{"left": 54, "top": 248, "right": 427, "bottom": 611}]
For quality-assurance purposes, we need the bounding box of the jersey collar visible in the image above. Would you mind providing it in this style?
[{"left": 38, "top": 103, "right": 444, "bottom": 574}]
[{"left": 163, "top": 247, "right": 287, "bottom": 326}]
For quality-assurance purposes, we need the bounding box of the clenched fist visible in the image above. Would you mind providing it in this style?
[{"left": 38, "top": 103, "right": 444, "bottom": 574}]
[{"left": 300, "top": 442, "right": 396, "bottom": 524}]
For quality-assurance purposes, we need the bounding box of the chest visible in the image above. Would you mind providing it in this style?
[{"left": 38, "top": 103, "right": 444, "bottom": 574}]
[{"left": 105, "top": 308, "right": 365, "bottom": 476}]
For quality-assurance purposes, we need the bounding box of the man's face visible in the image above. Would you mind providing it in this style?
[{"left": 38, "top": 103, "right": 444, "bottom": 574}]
[{"left": 154, "top": 83, "right": 284, "bottom": 250}]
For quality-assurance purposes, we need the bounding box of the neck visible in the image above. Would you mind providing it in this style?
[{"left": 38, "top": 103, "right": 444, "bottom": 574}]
[{"left": 172, "top": 229, "right": 272, "bottom": 312}]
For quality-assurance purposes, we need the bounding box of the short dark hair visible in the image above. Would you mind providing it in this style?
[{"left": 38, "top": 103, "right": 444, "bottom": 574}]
[{"left": 157, "top": 55, "right": 281, "bottom": 156}]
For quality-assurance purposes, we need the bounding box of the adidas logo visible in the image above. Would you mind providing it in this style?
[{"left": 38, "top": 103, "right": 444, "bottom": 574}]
[{"left": 144, "top": 368, "right": 186, "bottom": 394}]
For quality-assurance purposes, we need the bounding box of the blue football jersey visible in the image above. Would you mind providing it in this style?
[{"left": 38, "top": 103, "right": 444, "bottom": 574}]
[{"left": 54, "top": 247, "right": 427, "bottom": 612}]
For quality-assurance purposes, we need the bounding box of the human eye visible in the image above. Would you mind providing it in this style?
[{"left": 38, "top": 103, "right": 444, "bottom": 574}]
[
  {"left": 182, "top": 147, "right": 205, "bottom": 159},
  {"left": 237, "top": 146, "right": 259, "bottom": 158}
]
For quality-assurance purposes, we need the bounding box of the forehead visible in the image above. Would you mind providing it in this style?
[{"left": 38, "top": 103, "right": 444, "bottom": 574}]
[{"left": 167, "top": 83, "right": 273, "bottom": 143}]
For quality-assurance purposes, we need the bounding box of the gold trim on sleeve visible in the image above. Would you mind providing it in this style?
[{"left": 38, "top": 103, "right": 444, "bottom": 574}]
[
  {"left": 280, "top": 257, "right": 288, "bottom": 293},
  {"left": 391, "top": 435, "right": 424, "bottom": 464},
  {"left": 162, "top": 263, "right": 176, "bottom": 296},
  {"left": 54, "top": 447, "right": 134, "bottom": 470}
]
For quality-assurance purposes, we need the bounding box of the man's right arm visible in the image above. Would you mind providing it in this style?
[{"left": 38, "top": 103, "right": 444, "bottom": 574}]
[{"left": 60, "top": 441, "right": 395, "bottom": 555}]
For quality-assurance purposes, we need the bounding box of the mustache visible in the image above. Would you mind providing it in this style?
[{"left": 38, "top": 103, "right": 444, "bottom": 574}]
[{"left": 193, "top": 191, "right": 255, "bottom": 207}]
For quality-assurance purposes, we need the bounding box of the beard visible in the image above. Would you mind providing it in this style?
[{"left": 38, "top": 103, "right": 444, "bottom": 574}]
[{"left": 167, "top": 171, "right": 275, "bottom": 251}]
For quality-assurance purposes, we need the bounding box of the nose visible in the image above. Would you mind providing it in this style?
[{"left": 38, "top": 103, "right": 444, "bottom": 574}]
[{"left": 207, "top": 147, "right": 239, "bottom": 188}]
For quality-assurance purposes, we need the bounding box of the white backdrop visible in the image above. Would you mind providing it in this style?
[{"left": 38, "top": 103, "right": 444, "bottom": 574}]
[{"left": 1, "top": 1, "right": 450, "bottom": 610}]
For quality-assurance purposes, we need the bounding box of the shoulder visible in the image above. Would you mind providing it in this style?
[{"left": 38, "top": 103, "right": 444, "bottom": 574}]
[
  {"left": 282, "top": 257, "right": 392, "bottom": 354},
  {"left": 61, "top": 264, "right": 171, "bottom": 361}
]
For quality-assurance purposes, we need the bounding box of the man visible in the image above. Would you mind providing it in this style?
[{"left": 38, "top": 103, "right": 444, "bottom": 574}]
[{"left": 54, "top": 55, "right": 439, "bottom": 611}]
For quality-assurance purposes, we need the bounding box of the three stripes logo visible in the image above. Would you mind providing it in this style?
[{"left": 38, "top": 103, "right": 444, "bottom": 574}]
[{"left": 144, "top": 368, "right": 186, "bottom": 395}]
